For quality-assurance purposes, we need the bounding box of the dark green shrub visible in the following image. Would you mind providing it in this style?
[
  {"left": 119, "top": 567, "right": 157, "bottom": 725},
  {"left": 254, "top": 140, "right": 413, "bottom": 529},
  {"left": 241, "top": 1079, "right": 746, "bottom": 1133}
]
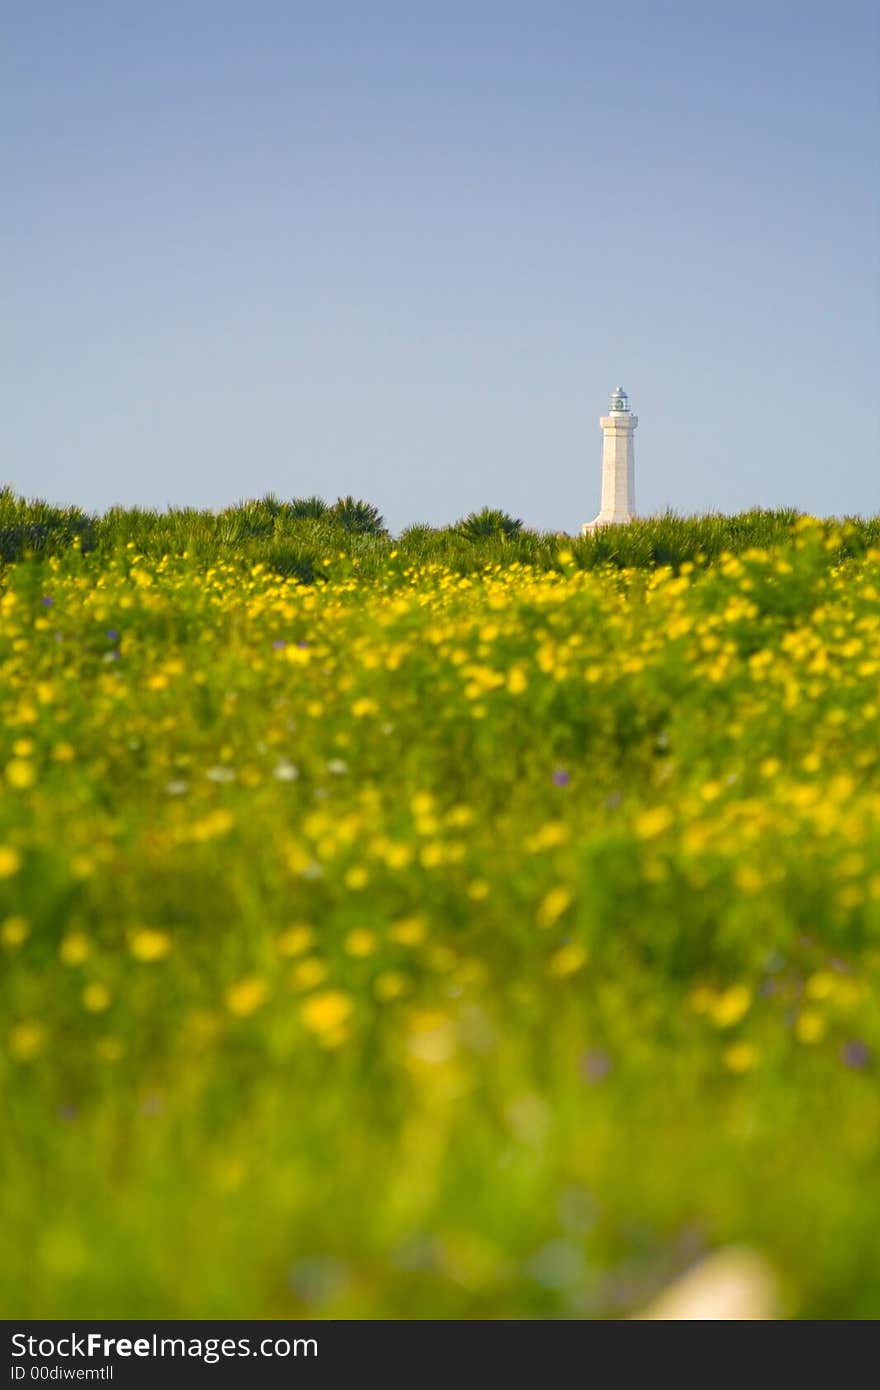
[
  {"left": 328, "top": 496, "right": 387, "bottom": 536},
  {"left": 287, "top": 496, "right": 329, "bottom": 520},
  {"left": 457, "top": 507, "right": 524, "bottom": 541}
]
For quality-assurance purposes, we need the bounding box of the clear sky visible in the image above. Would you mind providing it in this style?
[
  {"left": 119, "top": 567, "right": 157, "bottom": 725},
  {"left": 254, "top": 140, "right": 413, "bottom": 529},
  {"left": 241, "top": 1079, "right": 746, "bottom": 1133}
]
[{"left": 2, "top": 0, "right": 877, "bottom": 531}]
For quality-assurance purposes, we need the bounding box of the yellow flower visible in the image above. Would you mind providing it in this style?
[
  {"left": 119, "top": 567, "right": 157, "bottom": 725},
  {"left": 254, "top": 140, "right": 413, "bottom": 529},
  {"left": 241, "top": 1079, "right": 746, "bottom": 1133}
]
[
  {"left": 301, "top": 990, "right": 352, "bottom": 1038},
  {"left": 6, "top": 759, "right": 36, "bottom": 789},
  {"left": 527, "top": 821, "right": 569, "bottom": 852},
  {"left": 129, "top": 929, "right": 172, "bottom": 962},
  {"left": 276, "top": 925, "right": 315, "bottom": 957},
  {"left": 682, "top": 824, "right": 709, "bottom": 854},
  {"left": 710, "top": 985, "right": 752, "bottom": 1029},
  {"left": 795, "top": 1010, "right": 826, "bottom": 1044},
  {"left": 390, "top": 915, "right": 427, "bottom": 946},
  {"left": 734, "top": 865, "right": 763, "bottom": 893},
  {"left": 690, "top": 985, "right": 715, "bottom": 1014},
  {"left": 284, "top": 644, "right": 311, "bottom": 666},
  {"left": 286, "top": 842, "right": 312, "bottom": 875},
  {"left": 406, "top": 1011, "right": 456, "bottom": 1065},
  {"left": 384, "top": 842, "right": 413, "bottom": 870},
  {"left": 836, "top": 885, "right": 864, "bottom": 910},
  {"left": 536, "top": 887, "right": 572, "bottom": 930},
  {"left": 419, "top": 842, "right": 446, "bottom": 868},
  {"left": 546, "top": 942, "right": 588, "bottom": 978},
  {"left": 723, "top": 1042, "right": 758, "bottom": 1073},
  {"left": 634, "top": 806, "right": 674, "bottom": 839},
  {"left": 506, "top": 667, "right": 528, "bottom": 694},
  {"left": 191, "top": 809, "right": 234, "bottom": 842},
  {"left": 410, "top": 791, "right": 435, "bottom": 818},
  {"left": 225, "top": 977, "right": 267, "bottom": 1017},
  {"left": 290, "top": 958, "right": 327, "bottom": 992},
  {"left": 467, "top": 879, "right": 490, "bottom": 901},
  {"left": 344, "top": 865, "right": 370, "bottom": 889},
  {"left": 344, "top": 929, "right": 377, "bottom": 958},
  {"left": 805, "top": 972, "right": 836, "bottom": 1001},
  {"left": 351, "top": 697, "right": 378, "bottom": 717},
  {"left": 0, "top": 846, "right": 23, "bottom": 878},
  {"left": 9, "top": 1021, "right": 46, "bottom": 1061},
  {"left": 374, "top": 970, "right": 408, "bottom": 1001},
  {"left": 82, "top": 983, "right": 111, "bottom": 1013},
  {"left": 2, "top": 915, "right": 29, "bottom": 949},
  {"left": 59, "top": 933, "right": 90, "bottom": 965}
]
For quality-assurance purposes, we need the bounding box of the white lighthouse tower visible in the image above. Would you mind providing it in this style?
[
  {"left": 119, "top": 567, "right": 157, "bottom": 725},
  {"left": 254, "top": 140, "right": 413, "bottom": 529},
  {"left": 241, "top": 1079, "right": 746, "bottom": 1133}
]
[{"left": 582, "top": 386, "right": 638, "bottom": 533}]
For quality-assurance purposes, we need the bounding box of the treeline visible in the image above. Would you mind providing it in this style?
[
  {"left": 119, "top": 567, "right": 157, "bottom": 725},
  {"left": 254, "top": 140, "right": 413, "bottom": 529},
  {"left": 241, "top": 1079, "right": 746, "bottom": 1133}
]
[{"left": 1, "top": 485, "right": 878, "bottom": 580}]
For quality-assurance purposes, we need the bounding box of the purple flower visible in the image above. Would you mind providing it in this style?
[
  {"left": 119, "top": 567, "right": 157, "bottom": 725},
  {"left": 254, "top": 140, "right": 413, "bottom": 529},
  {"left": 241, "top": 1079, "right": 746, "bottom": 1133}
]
[
  {"left": 296, "top": 640, "right": 308, "bottom": 649},
  {"left": 842, "top": 1041, "right": 871, "bottom": 1070},
  {"left": 580, "top": 1050, "right": 613, "bottom": 1084},
  {"left": 41, "top": 595, "right": 53, "bottom": 606},
  {"left": 553, "top": 768, "right": 571, "bottom": 787},
  {"left": 287, "top": 1256, "right": 348, "bottom": 1303},
  {"left": 272, "top": 639, "right": 286, "bottom": 649},
  {"left": 107, "top": 629, "right": 119, "bottom": 641}
]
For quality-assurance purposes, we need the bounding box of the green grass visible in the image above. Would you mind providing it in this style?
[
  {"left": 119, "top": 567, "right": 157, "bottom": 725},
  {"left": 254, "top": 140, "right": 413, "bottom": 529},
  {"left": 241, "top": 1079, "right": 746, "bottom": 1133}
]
[{"left": 1, "top": 497, "right": 879, "bottom": 1317}]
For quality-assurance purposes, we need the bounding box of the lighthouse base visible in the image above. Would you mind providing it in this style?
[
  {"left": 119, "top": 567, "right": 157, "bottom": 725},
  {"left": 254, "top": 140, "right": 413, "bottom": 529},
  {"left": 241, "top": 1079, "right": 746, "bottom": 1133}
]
[{"left": 582, "top": 511, "right": 635, "bottom": 535}]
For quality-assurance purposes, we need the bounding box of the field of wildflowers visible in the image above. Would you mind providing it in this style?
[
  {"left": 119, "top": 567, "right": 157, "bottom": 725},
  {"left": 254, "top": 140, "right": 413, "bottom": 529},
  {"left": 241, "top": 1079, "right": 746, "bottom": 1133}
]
[{"left": 2, "top": 500, "right": 880, "bottom": 1317}]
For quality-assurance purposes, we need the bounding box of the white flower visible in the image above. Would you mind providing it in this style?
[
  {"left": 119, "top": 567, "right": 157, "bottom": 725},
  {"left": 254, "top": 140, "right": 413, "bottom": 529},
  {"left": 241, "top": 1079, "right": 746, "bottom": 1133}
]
[
  {"left": 206, "top": 765, "right": 236, "bottom": 783},
  {"left": 273, "top": 759, "right": 299, "bottom": 782}
]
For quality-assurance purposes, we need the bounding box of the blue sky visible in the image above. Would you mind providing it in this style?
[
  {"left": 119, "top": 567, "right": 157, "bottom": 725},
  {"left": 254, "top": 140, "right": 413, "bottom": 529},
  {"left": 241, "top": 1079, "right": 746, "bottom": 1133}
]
[{"left": 2, "top": 0, "right": 877, "bottom": 531}]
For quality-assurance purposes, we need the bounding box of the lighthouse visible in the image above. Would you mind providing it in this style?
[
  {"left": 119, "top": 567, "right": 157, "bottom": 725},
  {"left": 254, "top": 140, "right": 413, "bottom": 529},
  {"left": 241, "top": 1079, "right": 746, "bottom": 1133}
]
[{"left": 582, "top": 386, "right": 638, "bottom": 533}]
